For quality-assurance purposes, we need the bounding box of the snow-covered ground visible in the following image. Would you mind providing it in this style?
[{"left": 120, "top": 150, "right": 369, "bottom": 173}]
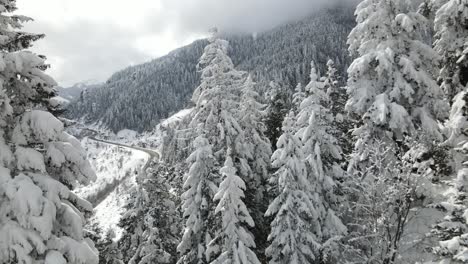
[
  {"left": 70, "top": 109, "right": 191, "bottom": 240},
  {"left": 138, "top": 108, "right": 194, "bottom": 152},
  {"left": 49, "top": 95, "right": 70, "bottom": 108},
  {"left": 116, "top": 129, "right": 138, "bottom": 141},
  {"left": 160, "top": 108, "right": 193, "bottom": 127},
  {"left": 75, "top": 138, "right": 149, "bottom": 241}
]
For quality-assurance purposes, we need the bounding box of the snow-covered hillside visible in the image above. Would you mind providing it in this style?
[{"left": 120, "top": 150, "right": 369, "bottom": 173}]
[{"left": 75, "top": 138, "right": 150, "bottom": 240}]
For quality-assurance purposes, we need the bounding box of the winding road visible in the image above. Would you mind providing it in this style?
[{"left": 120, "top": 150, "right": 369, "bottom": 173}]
[{"left": 86, "top": 136, "right": 160, "bottom": 207}]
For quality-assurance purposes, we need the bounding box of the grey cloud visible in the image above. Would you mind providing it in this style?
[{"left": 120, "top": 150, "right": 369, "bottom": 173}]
[
  {"left": 159, "top": 0, "right": 354, "bottom": 35},
  {"left": 25, "top": 0, "right": 357, "bottom": 86},
  {"left": 26, "top": 20, "right": 149, "bottom": 86}
]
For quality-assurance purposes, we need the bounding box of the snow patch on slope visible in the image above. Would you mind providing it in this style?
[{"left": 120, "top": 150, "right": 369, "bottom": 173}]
[
  {"left": 161, "top": 108, "right": 193, "bottom": 127},
  {"left": 75, "top": 138, "right": 148, "bottom": 240},
  {"left": 117, "top": 129, "right": 137, "bottom": 140}
]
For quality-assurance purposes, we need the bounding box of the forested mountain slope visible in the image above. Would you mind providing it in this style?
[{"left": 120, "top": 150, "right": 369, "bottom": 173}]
[
  {"left": 57, "top": 81, "right": 103, "bottom": 102},
  {"left": 66, "top": 6, "right": 355, "bottom": 132}
]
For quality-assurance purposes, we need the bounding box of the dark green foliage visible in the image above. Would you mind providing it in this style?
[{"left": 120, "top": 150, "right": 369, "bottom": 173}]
[
  {"left": 116, "top": 162, "right": 181, "bottom": 264},
  {"left": 264, "top": 85, "right": 292, "bottom": 150},
  {"left": 87, "top": 225, "right": 122, "bottom": 264}
]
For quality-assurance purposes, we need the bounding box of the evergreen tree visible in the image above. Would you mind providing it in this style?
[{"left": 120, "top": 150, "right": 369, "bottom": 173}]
[
  {"left": 292, "top": 83, "right": 305, "bottom": 114},
  {"left": 324, "top": 59, "right": 353, "bottom": 157},
  {"left": 324, "top": 59, "right": 342, "bottom": 119},
  {"left": 237, "top": 75, "right": 272, "bottom": 191},
  {"left": 180, "top": 33, "right": 263, "bottom": 263},
  {"left": 295, "top": 61, "right": 347, "bottom": 263},
  {"left": 87, "top": 225, "right": 121, "bottom": 264},
  {"left": 346, "top": 0, "right": 449, "bottom": 175},
  {"left": 208, "top": 155, "right": 260, "bottom": 264},
  {"left": 236, "top": 75, "right": 272, "bottom": 261},
  {"left": 118, "top": 163, "right": 179, "bottom": 264},
  {"left": 177, "top": 136, "right": 218, "bottom": 264},
  {"left": 433, "top": 0, "right": 468, "bottom": 101},
  {"left": 264, "top": 82, "right": 290, "bottom": 150},
  {"left": 344, "top": 0, "right": 449, "bottom": 261},
  {"left": 265, "top": 113, "right": 320, "bottom": 263},
  {"left": 0, "top": 1, "right": 98, "bottom": 263},
  {"left": 429, "top": 2, "right": 468, "bottom": 262},
  {"left": 188, "top": 33, "right": 245, "bottom": 160}
]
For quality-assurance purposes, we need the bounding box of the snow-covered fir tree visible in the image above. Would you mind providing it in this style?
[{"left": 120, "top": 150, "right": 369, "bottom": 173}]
[
  {"left": 87, "top": 225, "right": 120, "bottom": 264},
  {"left": 295, "top": 61, "right": 347, "bottom": 263},
  {"left": 324, "top": 59, "right": 353, "bottom": 157},
  {"left": 177, "top": 136, "right": 218, "bottom": 264},
  {"left": 292, "top": 83, "right": 305, "bottom": 114},
  {"left": 178, "top": 33, "right": 252, "bottom": 263},
  {"left": 346, "top": 0, "right": 449, "bottom": 174},
  {"left": 265, "top": 113, "right": 321, "bottom": 263},
  {"left": 117, "top": 162, "right": 179, "bottom": 264},
  {"left": 0, "top": 1, "right": 98, "bottom": 263},
  {"left": 433, "top": 0, "right": 468, "bottom": 101},
  {"left": 343, "top": 0, "right": 451, "bottom": 262},
  {"left": 324, "top": 59, "right": 342, "bottom": 120},
  {"left": 236, "top": 75, "right": 272, "bottom": 260},
  {"left": 207, "top": 155, "right": 260, "bottom": 264},
  {"left": 264, "top": 81, "right": 291, "bottom": 150},
  {"left": 427, "top": 1, "right": 468, "bottom": 262},
  {"left": 237, "top": 75, "right": 272, "bottom": 192},
  {"left": 188, "top": 32, "right": 245, "bottom": 160}
]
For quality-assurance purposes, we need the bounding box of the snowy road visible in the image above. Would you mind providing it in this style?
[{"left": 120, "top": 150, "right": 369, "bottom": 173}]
[
  {"left": 89, "top": 136, "right": 160, "bottom": 164},
  {"left": 86, "top": 136, "right": 160, "bottom": 207}
]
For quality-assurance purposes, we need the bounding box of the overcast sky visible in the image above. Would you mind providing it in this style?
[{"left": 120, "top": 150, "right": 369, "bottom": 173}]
[{"left": 18, "top": 0, "right": 343, "bottom": 86}]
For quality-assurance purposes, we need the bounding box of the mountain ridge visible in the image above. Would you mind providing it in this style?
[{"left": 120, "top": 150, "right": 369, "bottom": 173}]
[{"left": 66, "top": 6, "right": 355, "bottom": 132}]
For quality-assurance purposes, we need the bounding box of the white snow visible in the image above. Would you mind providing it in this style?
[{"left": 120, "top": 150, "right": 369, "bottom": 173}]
[
  {"left": 116, "top": 129, "right": 137, "bottom": 140},
  {"left": 75, "top": 138, "right": 149, "bottom": 241},
  {"left": 49, "top": 96, "right": 70, "bottom": 108},
  {"left": 15, "top": 146, "right": 46, "bottom": 172},
  {"left": 161, "top": 108, "right": 193, "bottom": 127}
]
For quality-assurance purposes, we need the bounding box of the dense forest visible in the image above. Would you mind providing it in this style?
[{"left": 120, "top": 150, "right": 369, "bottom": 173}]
[{"left": 1, "top": 0, "right": 468, "bottom": 264}]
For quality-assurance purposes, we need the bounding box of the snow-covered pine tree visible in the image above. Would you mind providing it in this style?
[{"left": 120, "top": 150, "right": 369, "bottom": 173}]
[
  {"left": 324, "top": 59, "right": 342, "bottom": 120},
  {"left": 177, "top": 136, "right": 218, "bottom": 264},
  {"left": 433, "top": 0, "right": 468, "bottom": 101},
  {"left": 265, "top": 113, "right": 320, "bottom": 263},
  {"left": 418, "top": 0, "right": 448, "bottom": 23},
  {"left": 0, "top": 1, "right": 98, "bottom": 263},
  {"left": 426, "top": 2, "right": 468, "bottom": 262},
  {"left": 264, "top": 81, "right": 291, "bottom": 150},
  {"left": 343, "top": 0, "right": 451, "bottom": 262},
  {"left": 346, "top": 0, "right": 449, "bottom": 175},
  {"left": 187, "top": 32, "right": 248, "bottom": 172},
  {"left": 324, "top": 59, "right": 353, "bottom": 157},
  {"left": 295, "top": 61, "right": 347, "bottom": 263},
  {"left": 179, "top": 32, "right": 253, "bottom": 263},
  {"left": 87, "top": 225, "right": 120, "bottom": 264},
  {"left": 235, "top": 75, "right": 272, "bottom": 261},
  {"left": 432, "top": 0, "right": 468, "bottom": 150},
  {"left": 292, "top": 83, "right": 305, "bottom": 114},
  {"left": 237, "top": 75, "right": 271, "bottom": 192},
  {"left": 208, "top": 154, "right": 260, "bottom": 264},
  {"left": 118, "top": 162, "right": 179, "bottom": 264}
]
